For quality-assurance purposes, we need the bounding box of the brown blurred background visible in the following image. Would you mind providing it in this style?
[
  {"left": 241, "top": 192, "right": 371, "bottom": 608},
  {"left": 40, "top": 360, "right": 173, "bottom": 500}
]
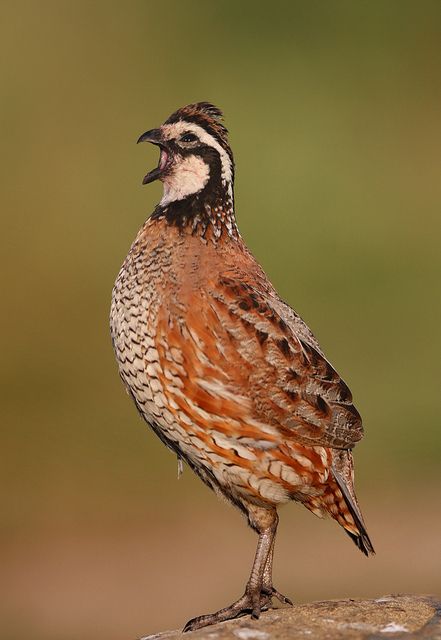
[{"left": 1, "top": 2, "right": 440, "bottom": 639}]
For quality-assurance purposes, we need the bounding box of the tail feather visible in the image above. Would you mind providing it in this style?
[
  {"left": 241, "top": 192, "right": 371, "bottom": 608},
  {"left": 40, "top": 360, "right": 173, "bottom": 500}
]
[
  {"left": 301, "top": 450, "right": 374, "bottom": 556},
  {"left": 332, "top": 456, "right": 375, "bottom": 556}
]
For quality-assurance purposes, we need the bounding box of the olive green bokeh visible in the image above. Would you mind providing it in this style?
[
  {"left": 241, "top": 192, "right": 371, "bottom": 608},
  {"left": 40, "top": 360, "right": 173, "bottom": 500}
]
[{"left": 1, "top": 2, "right": 440, "bottom": 639}]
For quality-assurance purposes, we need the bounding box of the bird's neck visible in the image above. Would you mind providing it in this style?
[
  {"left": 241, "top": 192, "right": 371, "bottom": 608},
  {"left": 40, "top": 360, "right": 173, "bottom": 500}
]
[{"left": 151, "top": 178, "right": 239, "bottom": 241}]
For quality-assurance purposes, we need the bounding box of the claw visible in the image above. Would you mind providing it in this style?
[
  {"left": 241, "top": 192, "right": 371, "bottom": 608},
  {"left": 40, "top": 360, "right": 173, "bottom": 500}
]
[{"left": 183, "top": 616, "right": 203, "bottom": 632}]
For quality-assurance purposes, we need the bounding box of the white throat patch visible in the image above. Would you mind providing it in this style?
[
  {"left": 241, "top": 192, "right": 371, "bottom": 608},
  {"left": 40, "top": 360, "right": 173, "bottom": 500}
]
[{"left": 160, "top": 155, "right": 210, "bottom": 206}]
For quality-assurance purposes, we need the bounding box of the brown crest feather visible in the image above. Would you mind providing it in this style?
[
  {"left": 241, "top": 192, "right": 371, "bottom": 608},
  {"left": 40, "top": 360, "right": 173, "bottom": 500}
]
[{"left": 165, "top": 102, "right": 230, "bottom": 150}]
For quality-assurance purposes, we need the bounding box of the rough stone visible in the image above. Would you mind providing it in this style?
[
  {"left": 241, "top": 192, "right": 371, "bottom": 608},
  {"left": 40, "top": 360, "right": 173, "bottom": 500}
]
[{"left": 140, "top": 595, "right": 441, "bottom": 640}]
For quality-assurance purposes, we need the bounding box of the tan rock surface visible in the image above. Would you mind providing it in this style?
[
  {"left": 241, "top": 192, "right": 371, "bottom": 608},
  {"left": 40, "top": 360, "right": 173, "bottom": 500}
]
[{"left": 141, "top": 595, "right": 441, "bottom": 640}]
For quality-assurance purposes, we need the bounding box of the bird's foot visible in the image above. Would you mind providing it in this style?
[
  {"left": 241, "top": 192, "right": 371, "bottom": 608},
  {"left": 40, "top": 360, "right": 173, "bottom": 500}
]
[
  {"left": 183, "top": 585, "right": 292, "bottom": 632},
  {"left": 183, "top": 591, "right": 270, "bottom": 632}
]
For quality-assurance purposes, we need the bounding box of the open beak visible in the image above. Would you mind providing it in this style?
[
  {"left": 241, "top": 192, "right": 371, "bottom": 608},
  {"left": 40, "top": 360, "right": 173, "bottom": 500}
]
[{"left": 137, "top": 128, "right": 170, "bottom": 185}]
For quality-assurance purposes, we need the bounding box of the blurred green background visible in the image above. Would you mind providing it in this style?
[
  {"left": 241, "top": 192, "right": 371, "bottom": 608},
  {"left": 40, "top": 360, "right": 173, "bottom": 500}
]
[{"left": 1, "top": 1, "right": 440, "bottom": 638}]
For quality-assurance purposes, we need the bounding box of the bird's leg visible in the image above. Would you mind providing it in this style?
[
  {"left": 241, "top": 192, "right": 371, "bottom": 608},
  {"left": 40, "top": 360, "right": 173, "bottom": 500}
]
[
  {"left": 183, "top": 506, "right": 279, "bottom": 632},
  {"left": 243, "top": 509, "right": 277, "bottom": 615},
  {"left": 261, "top": 524, "right": 293, "bottom": 606}
]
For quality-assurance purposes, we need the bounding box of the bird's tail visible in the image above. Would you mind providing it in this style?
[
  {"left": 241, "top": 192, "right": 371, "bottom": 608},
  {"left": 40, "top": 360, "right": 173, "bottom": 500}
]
[
  {"left": 304, "top": 450, "right": 375, "bottom": 556},
  {"left": 332, "top": 468, "right": 374, "bottom": 556}
]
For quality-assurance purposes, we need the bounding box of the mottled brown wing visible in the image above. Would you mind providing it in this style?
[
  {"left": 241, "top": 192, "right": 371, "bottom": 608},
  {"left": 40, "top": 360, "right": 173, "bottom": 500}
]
[{"left": 203, "top": 274, "right": 364, "bottom": 450}]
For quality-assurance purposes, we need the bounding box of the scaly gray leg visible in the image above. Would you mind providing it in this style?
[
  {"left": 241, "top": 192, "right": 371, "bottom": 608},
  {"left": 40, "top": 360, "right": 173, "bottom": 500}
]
[
  {"left": 184, "top": 507, "right": 291, "bottom": 632},
  {"left": 261, "top": 521, "right": 292, "bottom": 606}
]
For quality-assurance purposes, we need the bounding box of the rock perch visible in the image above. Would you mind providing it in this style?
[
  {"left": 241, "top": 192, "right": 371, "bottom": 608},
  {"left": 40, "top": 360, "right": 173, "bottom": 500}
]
[{"left": 140, "top": 595, "right": 441, "bottom": 640}]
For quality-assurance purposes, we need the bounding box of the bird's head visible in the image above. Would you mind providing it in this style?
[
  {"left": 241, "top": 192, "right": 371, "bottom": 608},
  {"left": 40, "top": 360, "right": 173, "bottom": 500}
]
[{"left": 137, "top": 102, "right": 234, "bottom": 207}]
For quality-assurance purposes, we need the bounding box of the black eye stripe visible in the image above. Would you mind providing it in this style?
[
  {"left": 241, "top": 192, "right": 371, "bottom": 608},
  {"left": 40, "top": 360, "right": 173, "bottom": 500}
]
[{"left": 180, "top": 132, "right": 198, "bottom": 143}]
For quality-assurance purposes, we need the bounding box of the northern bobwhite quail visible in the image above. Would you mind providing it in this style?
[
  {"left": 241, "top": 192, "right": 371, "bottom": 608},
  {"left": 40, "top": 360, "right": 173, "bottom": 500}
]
[{"left": 110, "top": 102, "right": 374, "bottom": 632}]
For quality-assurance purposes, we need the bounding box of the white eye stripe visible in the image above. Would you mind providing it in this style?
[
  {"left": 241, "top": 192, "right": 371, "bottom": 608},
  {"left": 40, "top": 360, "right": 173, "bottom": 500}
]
[{"left": 162, "top": 121, "right": 233, "bottom": 184}]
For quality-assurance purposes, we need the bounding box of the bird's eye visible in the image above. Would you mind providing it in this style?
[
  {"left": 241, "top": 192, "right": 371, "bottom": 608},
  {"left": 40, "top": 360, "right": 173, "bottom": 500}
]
[{"left": 180, "top": 132, "right": 198, "bottom": 143}]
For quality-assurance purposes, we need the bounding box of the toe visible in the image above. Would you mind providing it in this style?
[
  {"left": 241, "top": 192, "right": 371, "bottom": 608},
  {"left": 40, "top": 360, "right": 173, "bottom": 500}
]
[
  {"left": 261, "top": 585, "right": 293, "bottom": 606},
  {"left": 272, "top": 588, "right": 293, "bottom": 606}
]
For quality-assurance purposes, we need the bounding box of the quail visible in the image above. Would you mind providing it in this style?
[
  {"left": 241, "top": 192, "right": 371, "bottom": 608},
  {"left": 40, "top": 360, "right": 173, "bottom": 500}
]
[{"left": 110, "top": 102, "right": 374, "bottom": 632}]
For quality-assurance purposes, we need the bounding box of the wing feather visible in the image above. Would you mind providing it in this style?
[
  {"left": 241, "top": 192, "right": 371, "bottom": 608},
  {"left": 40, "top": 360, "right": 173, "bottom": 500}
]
[
  {"left": 156, "top": 272, "right": 363, "bottom": 451},
  {"left": 205, "top": 274, "right": 364, "bottom": 449}
]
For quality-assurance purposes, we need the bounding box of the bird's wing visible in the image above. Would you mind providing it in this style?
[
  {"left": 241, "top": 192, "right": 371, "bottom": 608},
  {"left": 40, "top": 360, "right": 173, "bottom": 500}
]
[{"left": 198, "top": 273, "right": 364, "bottom": 450}]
